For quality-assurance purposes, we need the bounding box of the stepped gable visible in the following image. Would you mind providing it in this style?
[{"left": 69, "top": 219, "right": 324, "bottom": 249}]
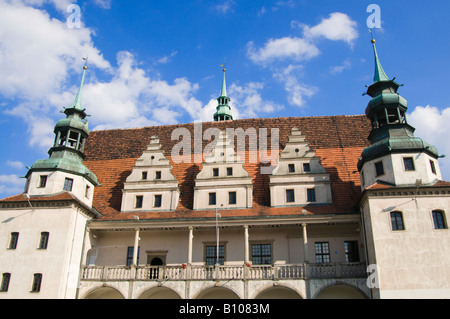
[{"left": 83, "top": 115, "right": 372, "bottom": 220}]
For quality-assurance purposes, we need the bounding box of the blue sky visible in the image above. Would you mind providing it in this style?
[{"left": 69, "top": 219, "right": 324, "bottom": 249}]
[{"left": 0, "top": 0, "right": 449, "bottom": 198}]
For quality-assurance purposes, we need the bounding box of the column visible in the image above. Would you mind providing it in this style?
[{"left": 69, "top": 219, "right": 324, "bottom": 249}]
[
  {"left": 244, "top": 225, "right": 249, "bottom": 264},
  {"left": 188, "top": 226, "right": 194, "bottom": 264},
  {"left": 133, "top": 228, "right": 140, "bottom": 266},
  {"left": 302, "top": 223, "right": 309, "bottom": 263}
]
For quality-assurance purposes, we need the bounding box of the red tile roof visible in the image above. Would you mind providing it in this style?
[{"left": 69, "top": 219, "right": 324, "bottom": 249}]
[{"left": 82, "top": 115, "right": 373, "bottom": 220}]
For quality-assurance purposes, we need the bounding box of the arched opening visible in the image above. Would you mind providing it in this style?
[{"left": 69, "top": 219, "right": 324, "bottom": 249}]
[
  {"left": 196, "top": 287, "right": 240, "bottom": 299},
  {"left": 138, "top": 287, "right": 181, "bottom": 299},
  {"left": 255, "top": 286, "right": 302, "bottom": 299},
  {"left": 83, "top": 287, "right": 124, "bottom": 299},
  {"left": 315, "top": 284, "right": 367, "bottom": 299},
  {"left": 151, "top": 257, "right": 163, "bottom": 266}
]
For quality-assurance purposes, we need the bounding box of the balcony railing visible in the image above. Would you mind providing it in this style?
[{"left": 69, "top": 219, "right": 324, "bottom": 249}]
[{"left": 81, "top": 263, "right": 366, "bottom": 282}]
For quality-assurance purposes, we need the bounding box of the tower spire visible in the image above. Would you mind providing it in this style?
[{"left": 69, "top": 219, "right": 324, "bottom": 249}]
[
  {"left": 370, "top": 32, "right": 390, "bottom": 83},
  {"left": 71, "top": 58, "right": 88, "bottom": 111},
  {"left": 213, "top": 65, "right": 233, "bottom": 122}
]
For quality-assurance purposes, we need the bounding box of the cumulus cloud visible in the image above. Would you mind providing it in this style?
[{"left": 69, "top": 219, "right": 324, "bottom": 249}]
[
  {"left": 302, "top": 12, "right": 358, "bottom": 45},
  {"left": 408, "top": 105, "right": 450, "bottom": 180},
  {"left": 0, "top": 174, "right": 25, "bottom": 197}
]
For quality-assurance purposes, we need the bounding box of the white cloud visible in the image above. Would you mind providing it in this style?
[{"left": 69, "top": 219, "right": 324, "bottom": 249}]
[
  {"left": 247, "top": 37, "right": 320, "bottom": 65},
  {"left": 215, "top": 0, "right": 235, "bottom": 14},
  {"left": 302, "top": 12, "right": 358, "bottom": 45},
  {"left": 0, "top": 174, "right": 25, "bottom": 197},
  {"left": 6, "top": 160, "right": 24, "bottom": 170},
  {"left": 408, "top": 105, "right": 450, "bottom": 181},
  {"left": 330, "top": 59, "right": 352, "bottom": 75},
  {"left": 92, "top": 0, "right": 111, "bottom": 9}
]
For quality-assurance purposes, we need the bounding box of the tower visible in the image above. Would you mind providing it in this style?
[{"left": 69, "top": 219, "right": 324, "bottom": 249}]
[
  {"left": 358, "top": 37, "right": 450, "bottom": 299},
  {"left": 24, "top": 62, "right": 98, "bottom": 207},
  {"left": 213, "top": 67, "right": 233, "bottom": 121}
]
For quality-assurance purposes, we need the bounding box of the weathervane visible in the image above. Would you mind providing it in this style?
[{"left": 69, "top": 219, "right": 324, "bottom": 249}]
[{"left": 221, "top": 64, "right": 226, "bottom": 72}]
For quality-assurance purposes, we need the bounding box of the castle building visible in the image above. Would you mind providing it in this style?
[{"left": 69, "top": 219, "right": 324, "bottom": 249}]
[{"left": 0, "top": 40, "right": 449, "bottom": 299}]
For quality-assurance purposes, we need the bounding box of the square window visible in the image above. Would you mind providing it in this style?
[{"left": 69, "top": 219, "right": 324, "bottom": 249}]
[
  {"left": 403, "top": 157, "right": 415, "bottom": 171},
  {"left": 209, "top": 193, "right": 216, "bottom": 205},
  {"left": 142, "top": 171, "right": 148, "bottom": 180},
  {"left": 155, "top": 171, "right": 161, "bottom": 180},
  {"left": 154, "top": 195, "right": 162, "bottom": 208},
  {"left": 288, "top": 164, "right": 295, "bottom": 173},
  {"left": 303, "top": 163, "right": 311, "bottom": 172},
  {"left": 286, "top": 189, "right": 295, "bottom": 203},
  {"left": 135, "top": 195, "right": 143, "bottom": 208},
  {"left": 63, "top": 178, "right": 73, "bottom": 191},
  {"left": 375, "top": 161, "right": 384, "bottom": 176},
  {"left": 251, "top": 244, "right": 272, "bottom": 265},
  {"left": 227, "top": 167, "right": 233, "bottom": 176},
  {"left": 228, "top": 191, "right": 236, "bottom": 205},
  {"left": 205, "top": 245, "right": 225, "bottom": 265},
  {"left": 307, "top": 188, "right": 316, "bottom": 202},
  {"left": 213, "top": 168, "right": 219, "bottom": 177}
]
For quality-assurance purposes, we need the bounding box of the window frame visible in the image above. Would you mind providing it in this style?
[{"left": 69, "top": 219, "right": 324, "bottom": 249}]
[
  {"left": 307, "top": 188, "right": 316, "bottom": 202},
  {"left": 135, "top": 195, "right": 143, "bottom": 209},
  {"left": 251, "top": 243, "right": 272, "bottom": 265},
  {"left": 432, "top": 210, "right": 447, "bottom": 230},
  {"left": 226, "top": 167, "right": 233, "bottom": 176},
  {"left": 126, "top": 246, "right": 140, "bottom": 266},
  {"left": 286, "top": 189, "right": 295, "bottom": 203},
  {"left": 315, "top": 242, "right": 330, "bottom": 263},
  {"left": 213, "top": 168, "right": 219, "bottom": 177},
  {"left": 8, "top": 232, "right": 19, "bottom": 250},
  {"left": 208, "top": 192, "right": 216, "bottom": 206},
  {"left": 344, "top": 241, "right": 360, "bottom": 262},
  {"left": 30, "top": 273, "right": 42, "bottom": 293},
  {"left": 1, "top": 273, "right": 11, "bottom": 292},
  {"left": 375, "top": 161, "right": 384, "bottom": 177},
  {"left": 205, "top": 244, "right": 225, "bottom": 266},
  {"left": 63, "top": 177, "right": 73, "bottom": 191},
  {"left": 390, "top": 211, "right": 405, "bottom": 231},
  {"left": 288, "top": 164, "right": 295, "bottom": 173},
  {"left": 39, "top": 175, "right": 48, "bottom": 188},
  {"left": 403, "top": 157, "right": 415, "bottom": 171},
  {"left": 228, "top": 191, "right": 236, "bottom": 205},
  {"left": 154, "top": 194, "right": 162, "bottom": 208}
]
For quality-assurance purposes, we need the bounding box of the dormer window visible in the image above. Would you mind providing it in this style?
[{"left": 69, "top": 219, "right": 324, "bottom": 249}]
[{"left": 288, "top": 164, "right": 295, "bottom": 173}]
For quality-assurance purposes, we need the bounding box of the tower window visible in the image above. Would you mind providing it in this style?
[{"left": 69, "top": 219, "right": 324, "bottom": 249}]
[
  {"left": 135, "top": 195, "right": 143, "bottom": 208},
  {"left": 63, "top": 178, "right": 73, "bottom": 191},
  {"left": 432, "top": 210, "right": 447, "bottom": 229},
  {"left": 155, "top": 171, "right": 161, "bottom": 180},
  {"left": 403, "top": 157, "right": 415, "bottom": 171},
  {"left": 288, "top": 164, "right": 295, "bottom": 173},
  {"left": 8, "top": 232, "right": 19, "bottom": 250},
  {"left": 226, "top": 167, "right": 233, "bottom": 176},
  {"left": 154, "top": 195, "right": 162, "bottom": 208},
  {"left": 213, "top": 168, "right": 219, "bottom": 177},
  {"left": 38, "top": 232, "right": 49, "bottom": 249},
  {"left": 375, "top": 161, "right": 384, "bottom": 176},
  {"left": 430, "top": 160, "right": 437, "bottom": 174},
  {"left": 286, "top": 189, "right": 295, "bottom": 203},
  {"left": 209, "top": 192, "right": 216, "bottom": 205},
  {"left": 142, "top": 171, "right": 148, "bottom": 180},
  {"left": 39, "top": 175, "right": 47, "bottom": 188},
  {"left": 1, "top": 273, "right": 11, "bottom": 292},
  {"left": 390, "top": 211, "right": 405, "bottom": 231},
  {"left": 31, "top": 274, "right": 42, "bottom": 292}
]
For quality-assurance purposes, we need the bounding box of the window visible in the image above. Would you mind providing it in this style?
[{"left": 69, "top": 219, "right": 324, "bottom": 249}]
[
  {"left": 403, "top": 157, "right": 415, "bottom": 171},
  {"left": 8, "top": 232, "right": 19, "bottom": 250},
  {"left": 38, "top": 232, "right": 49, "bottom": 249},
  {"left": 1, "top": 273, "right": 11, "bottom": 292},
  {"left": 63, "top": 178, "right": 73, "bottom": 191},
  {"left": 209, "top": 192, "right": 216, "bottom": 205},
  {"left": 31, "top": 274, "right": 42, "bottom": 292},
  {"left": 154, "top": 195, "right": 162, "bottom": 208},
  {"left": 315, "top": 242, "right": 330, "bottom": 263},
  {"left": 142, "top": 171, "right": 148, "bottom": 180},
  {"left": 126, "top": 247, "right": 140, "bottom": 266},
  {"left": 135, "top": 195, "right": 143, "bottom": 208},
  {"left": 155, "top": 171, "right": 161, "bottom": 180},
  {"left": 288, "top": 164, "right": 295, "bottom": 173},
  {"left": 39, "top": 175, "right": 47, "bottom": 188},
  {"left": 228, "top": 191, "right": 236, "bottom": 205},
  {"left": 432, "top": 210, "right": 447, "bottom": 229},
  {"left": 286, "top": 189, "right": 295, "bottom": 203},
  {"left": 205, "top": 245, "right": 224, "bottom": 265},
  {"left": 303, "top": 163, "right": 310, "bottom": 172},
  {"left": 227, "top": 167, "right": 233, "bottom": 176},
  {"left": 213, "top": 168, "right": 219, "bottom": 177},
  {"left": 85, "top": 185, "right": 90, "bottom": 198},
  {"left": 390, "top": 211, "right": 405, "bottom": 231},
  {"left": 430, "top": 160, "right": 437, "bottom": 175},
  {"left": 307, "top": 188, "right": 316, "bottom": 202},
  {"left": 344, "top": 241, "right": 360, "bottom": 262},
  {"left": 251, "top": 244, "right": 271, "bottom": 265},
  {"left": 375, "top": 161, "right": 384, "bottom": 176}
]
